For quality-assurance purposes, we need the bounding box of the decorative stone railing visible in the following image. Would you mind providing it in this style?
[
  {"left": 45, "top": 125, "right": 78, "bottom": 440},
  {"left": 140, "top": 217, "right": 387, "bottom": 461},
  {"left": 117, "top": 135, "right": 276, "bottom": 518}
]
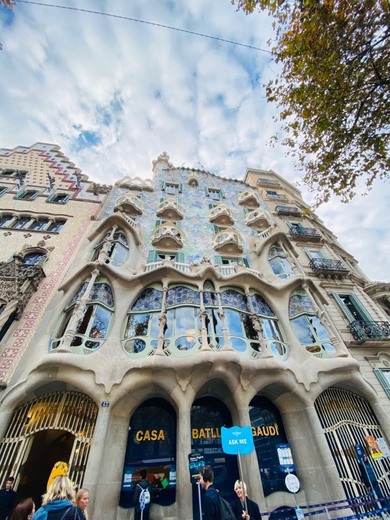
[{"left": 114, "top": 194, "right": 143, "bottom": 215}]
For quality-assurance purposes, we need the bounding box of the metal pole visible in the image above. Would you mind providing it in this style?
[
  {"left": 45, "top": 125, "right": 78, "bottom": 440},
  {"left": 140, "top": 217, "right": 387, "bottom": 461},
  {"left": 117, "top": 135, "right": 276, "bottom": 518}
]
[{"left": 197, "top": 480, "right": 203, "bottom": 520}]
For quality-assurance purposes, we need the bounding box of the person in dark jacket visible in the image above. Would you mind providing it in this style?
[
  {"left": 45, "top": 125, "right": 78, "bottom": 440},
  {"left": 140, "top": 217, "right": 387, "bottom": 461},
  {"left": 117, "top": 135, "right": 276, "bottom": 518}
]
[
  {"left": 132, "top": 469, "right": 152, "bottom": 520},
  {"left": 0, "top": 477, "right": 16, "bottom": 520},
  {"left": 199, "top": 466, "right": 220, "bottom": 520},
  {"left": 33, "top": 476, "right": 83, "bottom": 520},
  {"left": 230, "top": 480, "right": 262, "bottom": 520}
]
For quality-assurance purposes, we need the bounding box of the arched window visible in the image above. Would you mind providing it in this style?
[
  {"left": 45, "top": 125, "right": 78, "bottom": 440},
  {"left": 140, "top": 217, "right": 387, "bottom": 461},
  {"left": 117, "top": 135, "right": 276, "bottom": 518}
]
[
  {"left": 123, "top": 285, "right": 163, "bottom": 354},
  {"left": 268, "top": 243, "right": 294, "bottom": 279},
  {"left": 51, "top": 277, "right": 114, "bottom": 354},
  {"left": 165, "top": 285, "right": 201, "bottom": 352},
  {"left": 249, "top": 396, "right": 294, "bottom": 496},
  {"left": 120, "top": 398, "right": 176, "bottom": 508},
  {"left": 289, "top": 289, "right": 335, "bottom": 357},
  {"left": 123, "top": 284, "right": 287, "bottom": 359},
  {"left": 92, "top": 229, "right": 129, "bottom": 267},
  {"left": 22, "top": 251, "right": 46, "bottom": 265}
]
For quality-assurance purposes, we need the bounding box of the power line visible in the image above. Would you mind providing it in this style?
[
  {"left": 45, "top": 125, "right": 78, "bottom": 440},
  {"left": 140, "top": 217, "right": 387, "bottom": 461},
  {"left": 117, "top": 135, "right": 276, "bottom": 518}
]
[{"left": 16, "top": 0, "right": 272, "bottom": 54}]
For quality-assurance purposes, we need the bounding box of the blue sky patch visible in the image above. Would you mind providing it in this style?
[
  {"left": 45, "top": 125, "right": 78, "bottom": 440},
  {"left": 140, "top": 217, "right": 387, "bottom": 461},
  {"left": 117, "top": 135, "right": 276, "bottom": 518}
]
[{"left": 72, "top": 128, "right": 101, "bottom": 151}]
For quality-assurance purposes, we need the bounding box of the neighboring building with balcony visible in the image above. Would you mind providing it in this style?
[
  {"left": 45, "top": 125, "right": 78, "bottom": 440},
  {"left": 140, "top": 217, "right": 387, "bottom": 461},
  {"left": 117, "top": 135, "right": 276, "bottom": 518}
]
[{"left": 0, "top": 151, "right": 389, "bottom": 520}]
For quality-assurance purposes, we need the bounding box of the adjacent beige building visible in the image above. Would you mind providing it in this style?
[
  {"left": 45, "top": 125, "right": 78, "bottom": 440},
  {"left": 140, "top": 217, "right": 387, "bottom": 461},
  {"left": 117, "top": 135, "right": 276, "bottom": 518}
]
[{"left": 0, "top": 147, "right": 389, "bottom": 520}]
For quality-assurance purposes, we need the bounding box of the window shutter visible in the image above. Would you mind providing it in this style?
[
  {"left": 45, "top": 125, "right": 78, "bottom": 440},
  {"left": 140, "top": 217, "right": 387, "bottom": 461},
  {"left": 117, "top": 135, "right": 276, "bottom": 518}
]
[
  {"left": 349, "top": 294, "right": 372, "bottom": 321},
  {"left": 332, "top": 292, "right": 354, "bottom": 323},
  {"left": 213, "top": 255, "right": 222, "bottom": 265},
  {"left": 374, "top": 368, "right": 390, "bottom": 399},
  {"left": 204, "top": 187, "right": 209, "bottom": 197},
  {"left": 176, "top": 252, "right": 185, "bottom": 263},
  {"left": 147, "top": 250, "right": 157, "bottom": 263}
]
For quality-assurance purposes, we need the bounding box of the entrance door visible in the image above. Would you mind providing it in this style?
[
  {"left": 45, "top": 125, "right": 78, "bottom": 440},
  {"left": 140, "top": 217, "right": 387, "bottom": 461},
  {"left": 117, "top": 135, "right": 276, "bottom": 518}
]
[
  {"left": 191, "top": 397, "right": 239, "bottom": 519},
  {"left": 17, "top": 430, "right": 74, "bottom": 506}
]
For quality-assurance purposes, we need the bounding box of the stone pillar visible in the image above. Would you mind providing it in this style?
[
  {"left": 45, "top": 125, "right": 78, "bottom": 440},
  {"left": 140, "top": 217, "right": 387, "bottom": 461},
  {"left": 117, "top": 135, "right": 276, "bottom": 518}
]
[
  {"left": 236, "top": 405, "right": 265, "bottom": 507},
  {"left": 87, "top": 405, "right": 130, "bottom": 520},
  {"left": 176, "top": 399, "right": 193, "bottom": 520},
  {"left": 280, "top": 398, "right": 347, "bottom": 504}
]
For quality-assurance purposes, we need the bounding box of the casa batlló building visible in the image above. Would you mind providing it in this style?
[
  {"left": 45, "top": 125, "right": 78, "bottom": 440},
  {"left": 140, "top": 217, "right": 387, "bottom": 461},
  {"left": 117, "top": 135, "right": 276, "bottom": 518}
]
[{"left": 0, "top": 146, "right": 389, "bottom": 520}]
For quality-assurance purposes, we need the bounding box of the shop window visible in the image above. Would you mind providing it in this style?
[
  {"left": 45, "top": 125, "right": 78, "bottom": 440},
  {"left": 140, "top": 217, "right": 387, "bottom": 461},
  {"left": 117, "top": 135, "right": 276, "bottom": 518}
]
[
  {"left": 249, "top": 396, "right": 295, "bottom": 497},
  {"left": 268, "top": 243, "right": 294, "bottom": 279},
  {"left": 289, "top": 290, "right": 335, "bottom": 357},
  {"left": 120, "top": 398, "right": 176, "bottom": 508},
  {"left": 51, "top": 277, "right": 114, "bottom": 353},
  {"left": 92, "top": 229, "right": 129, "bottom": 267}
]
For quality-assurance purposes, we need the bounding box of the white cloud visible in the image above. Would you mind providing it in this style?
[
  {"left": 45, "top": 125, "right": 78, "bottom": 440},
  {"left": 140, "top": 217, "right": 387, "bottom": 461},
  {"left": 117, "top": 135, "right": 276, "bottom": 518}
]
[{"left": 0, "top": 0, "right": 388, "bottom": 281}]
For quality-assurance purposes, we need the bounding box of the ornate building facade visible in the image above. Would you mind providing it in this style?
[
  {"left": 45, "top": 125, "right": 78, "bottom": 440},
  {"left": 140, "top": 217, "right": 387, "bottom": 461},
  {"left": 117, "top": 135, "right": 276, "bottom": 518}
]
[{"left": 0, "top": 147, "right": 389, "bottom": 520}]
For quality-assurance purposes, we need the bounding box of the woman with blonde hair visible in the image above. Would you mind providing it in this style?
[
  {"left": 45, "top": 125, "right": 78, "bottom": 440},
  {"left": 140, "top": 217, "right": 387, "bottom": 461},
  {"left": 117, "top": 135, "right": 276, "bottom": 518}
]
[
  {"left": 75, "top": 488, "right": 89, "bottom": 519},
  {"left": 9, "top": 497, "right": 35, "bottom": 520},
  {"left": 33, "top": 476, "right": 83, "bottom": 520},
  {"left": 230, "top": 480, "right": 262, "bottom": 520}
]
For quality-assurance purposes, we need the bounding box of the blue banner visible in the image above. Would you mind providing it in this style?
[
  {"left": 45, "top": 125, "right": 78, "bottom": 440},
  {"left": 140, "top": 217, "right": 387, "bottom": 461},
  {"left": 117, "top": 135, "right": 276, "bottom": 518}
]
[{"left": 221, "top": 425, "right": 254, "bottom": 455}]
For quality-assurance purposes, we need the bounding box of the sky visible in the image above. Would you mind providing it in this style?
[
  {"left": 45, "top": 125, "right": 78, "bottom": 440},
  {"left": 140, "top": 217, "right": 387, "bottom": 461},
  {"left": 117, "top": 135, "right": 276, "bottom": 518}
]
[{"left": 0, "top": 0, "right": 389, "bottom": 282}]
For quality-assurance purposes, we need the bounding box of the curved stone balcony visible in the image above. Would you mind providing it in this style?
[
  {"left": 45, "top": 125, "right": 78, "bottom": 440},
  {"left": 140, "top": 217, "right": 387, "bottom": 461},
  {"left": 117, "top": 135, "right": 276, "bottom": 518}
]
[
  {"left": 156, "top": 198, "right": 184, "bottom": 221},
  {"left": 208, "top": 204, "right": 234, "bottom": 226},
  {"left": 245, "top": 209, "right": 270, "bottom": 230},
  {"left": 114, "top": 194, "right": 144, "bottom": 215},
  {"left": 237, "top": 190, "right": 260, "bottom": 208},
  {"left": 151, "top": 222, "right": 184, "bottom": 249},
  {"left": 213, "top": 227, "right": 243, "bottom": 254}
]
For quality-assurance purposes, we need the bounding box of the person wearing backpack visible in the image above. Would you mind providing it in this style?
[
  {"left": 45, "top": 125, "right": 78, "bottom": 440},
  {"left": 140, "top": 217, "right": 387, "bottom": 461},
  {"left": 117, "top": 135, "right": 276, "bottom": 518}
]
[
  {"left": 132, "top": 469, "right": 152, "bottom": 520},
  {"left": 199, "top": 465, "right": 235, "bottom": 520},
  {"left": 199, "top": 466, "right": 220, "bottom": 520}
]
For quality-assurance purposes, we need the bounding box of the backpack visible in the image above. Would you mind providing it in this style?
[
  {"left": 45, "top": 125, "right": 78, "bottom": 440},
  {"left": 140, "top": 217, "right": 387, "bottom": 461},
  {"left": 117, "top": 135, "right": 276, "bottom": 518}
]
[
  {"left": 219, "top": 495, "right": 235, "bottom": 520},
  {"left": 137, "top": 483, "right": 151, "bottom": 509}
]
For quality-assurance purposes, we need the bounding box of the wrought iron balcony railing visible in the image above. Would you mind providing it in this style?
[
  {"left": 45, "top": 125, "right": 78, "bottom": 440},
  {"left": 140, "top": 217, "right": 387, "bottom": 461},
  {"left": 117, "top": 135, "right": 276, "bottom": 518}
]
[
  {"left": 290, "top": 226, "right": 321, "bottom": 241},
  {"left": 257, "top": 178, "right": 281, "bottom": 188},
  {"left": 275, "top": 205, "right": 301, "bottom": 217},
  {"left": 309, "top": 258, "right": 349, "bottom": 277},
  {"left": 348, "top": 320, "right": 390, "bottom": 341}
]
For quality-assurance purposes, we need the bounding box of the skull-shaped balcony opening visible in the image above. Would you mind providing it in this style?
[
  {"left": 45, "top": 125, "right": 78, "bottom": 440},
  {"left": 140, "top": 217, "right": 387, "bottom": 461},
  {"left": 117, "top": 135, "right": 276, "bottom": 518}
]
[
  {"left": 208, "top": 204, "right": 234, "bottom": 226},
  {"left": 238, "top": 190, "right": 260, "bottom": 208},
  {"left": 114, "top": 194, "right": 144, "bottom": 216},
  {"left": 151, "top": 222, "right": 184, "bottom": 249},
  {"left": 213, "top": 228, "right": 243, "bottom": 255},
  {"left": 245, "top": 209, "right": 270, "bottom": 231},
  {"left": 156, "top": 198, "right": 184, "bottom": 221}
]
